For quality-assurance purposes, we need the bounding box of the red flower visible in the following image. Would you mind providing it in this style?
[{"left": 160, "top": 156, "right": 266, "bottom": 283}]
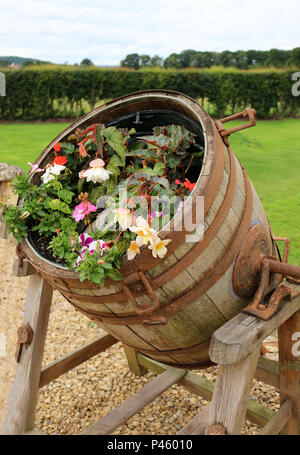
[
  {"left": 175, "top": 178, "right": 196, "bottom": 191},
  {"left": 184, "top": 178, "right": 196, "bottom": 191},
  {"left": 52, "top": 155, "right": 67, "bottom": 166},
  {"left": 53, "top": 143, "right": 61, "bottom": 152}
]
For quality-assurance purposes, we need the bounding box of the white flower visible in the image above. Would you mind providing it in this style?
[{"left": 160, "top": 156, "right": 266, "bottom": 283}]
[
  {"left": 41, "top": 164, "right": 65, "bottom": 184},
  {"left": 88, "top": 239, "right": 106, "bottom": 255},
  {"left": 114, "top": 208, "right": 132, "bottom": 230},
  {"left": 129, "top": 216, "right": 159, "bottom": 247},
  {"left": 81, "top": 158, "right": 111, "bottom": 184},
  {"left": 149, "top": 238, "right": 172, "bottom": 259},
  {"left": 127, "top": 241, "right": 140, "bottom": 260}
]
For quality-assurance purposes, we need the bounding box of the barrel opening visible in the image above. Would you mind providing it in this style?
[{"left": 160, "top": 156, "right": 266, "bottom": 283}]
[{"left": 106, "top": 108, "right": 205, "bottom": 182}]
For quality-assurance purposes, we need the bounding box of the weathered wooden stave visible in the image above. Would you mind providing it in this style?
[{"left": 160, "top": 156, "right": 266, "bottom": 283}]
[{"left": 20, "top": 90, "right": 277, "bottom": 368}]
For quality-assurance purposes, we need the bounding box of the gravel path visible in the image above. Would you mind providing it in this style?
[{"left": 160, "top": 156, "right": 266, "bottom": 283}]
[{"left": 0, "top": 237, "right": 280, "bottom": 435}]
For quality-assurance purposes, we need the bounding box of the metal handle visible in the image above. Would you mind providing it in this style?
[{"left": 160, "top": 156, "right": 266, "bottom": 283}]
[
  {"left": 215, "top": 107, "right": 256, "bottom": 144},
  {"left": 268, "top": 259, "right": 300, "bottom": 281},
  {"left": 121, "top": 271, "right": 160, "bottom": 316}
]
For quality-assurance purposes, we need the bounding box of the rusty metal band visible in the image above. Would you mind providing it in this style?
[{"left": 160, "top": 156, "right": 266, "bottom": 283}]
[
  {"left": 65, "top": 168, "right": 253, "bottom": 325},
  {"left": 120, "top": 135, "right": 226, "bottom": 275}
]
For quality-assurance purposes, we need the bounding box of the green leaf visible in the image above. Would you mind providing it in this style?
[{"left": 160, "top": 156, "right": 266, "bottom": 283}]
[
  {"left": 153, "top": 162, "right": 165, "bottom": 175},
  {"left": 60, "top": 142, "right": 75, "bottom": 155},
  {"left": 49, "top": 199, "right": 71, "bottom": 214},
  {"left": 104, "top": 126, "right": 127, "bottom": 166},
  {"left": 95, "top": 125, "right": 105, "bottom": 159},
  {"left": 59, "top": 189, "right": 74, "bottom": 204},
  {"left": 166, "top": 154, "right": 181, "bottom": 167},
  {"left": 106, "top": 269, "right": 123, "bottom": 281}
]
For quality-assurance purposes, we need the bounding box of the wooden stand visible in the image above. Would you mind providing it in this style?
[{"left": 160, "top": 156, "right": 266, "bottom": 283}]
[{"left": 2, "top": 263, "right": 300, "bottom": 435}]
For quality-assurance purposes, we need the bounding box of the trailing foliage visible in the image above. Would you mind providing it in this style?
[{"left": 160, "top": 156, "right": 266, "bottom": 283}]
[{"left": 0, "top": 68, "right": 299, "bottom": 120}]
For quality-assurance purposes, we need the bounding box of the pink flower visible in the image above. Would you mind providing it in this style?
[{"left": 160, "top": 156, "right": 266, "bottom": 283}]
[{"left": 72, "top": 201, "right": 97, "bottom": 222}]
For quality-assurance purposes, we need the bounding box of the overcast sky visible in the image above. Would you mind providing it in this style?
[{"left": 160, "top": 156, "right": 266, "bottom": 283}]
[{"left": 0, "top": 0, "right": 299, "bottom": 65}]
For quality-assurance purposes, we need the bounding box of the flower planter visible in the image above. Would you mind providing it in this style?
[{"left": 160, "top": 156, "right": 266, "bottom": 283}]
[{"left": 19, "top": 90, "right": 277, "bottom": 368}]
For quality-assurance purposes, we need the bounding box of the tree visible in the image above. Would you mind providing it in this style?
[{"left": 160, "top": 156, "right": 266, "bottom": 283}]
[
  {"left": 291, "top": 47, "right": 300, "bottom": 66},
  {"left": 232, "top": 50, "right": 248, "bottom": 69},
  {"left": 140, "top": 54, "right": 151, "bottom": 67},
  {"left": 267, "top": 49, "right": 289, "bottom": 68},
  {"left": 80, "top": 58, "right": 93, "bottom": 67},
  {"left": 150, "top": 55, "right": 164, "bottom": 67},
  {"left": 164, "top": 53, "right": 181, "bottom": 69},
  {"left": 179, "top": 49, "right": 198, "bottom": 67},
  {"left": 120, "top": 53, "right": 140, "bottom": 70},
  {"left": 219, "top": 50, "right": 234, "bottom": 67}
]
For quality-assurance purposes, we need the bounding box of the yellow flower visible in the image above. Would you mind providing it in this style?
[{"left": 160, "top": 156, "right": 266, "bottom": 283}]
[
  {"left": 127, "top": 241, "right": 140, "bottom": 261},
  {"left": 114, "top": 208, "right": 132, "bottom": 230},
  {"left": 149, "top": 238, "right": 172, "bottom": 259},
  {"left": 129, "top": 216, "right": 158, "bottom": 247}
]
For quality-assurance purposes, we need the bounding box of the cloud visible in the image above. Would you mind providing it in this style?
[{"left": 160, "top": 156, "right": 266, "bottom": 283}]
[{"left": 0, "top": 0, "right": 299, "bottom": 65}]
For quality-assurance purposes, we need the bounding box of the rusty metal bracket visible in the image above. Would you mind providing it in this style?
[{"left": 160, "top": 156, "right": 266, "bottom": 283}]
[
  {"left": 142, "top": 316, "right": 168, "bottom": 328},
  {"left": 121, "top": 271, "right": 160, "bottom": 317},
  {"left": 204, "top": 423, "right": 227, "bottom": 435},
  {"left": 243, "top": 257, "right": 300, "bottom": 320},
  {"left": 233, "top": 224, "right": 300, "bottom": 320},
  {"left": 243, "top": 257, "right": 279, "bottom": 320},
  {"left": 215, "top": 107, "right": 256, "bottom": 146},
  {"left": 272, "top": 233, "right": 300, "bottom": 285},
  {"left": 15, "top": 324, "right": 33, "bottom": 362}
]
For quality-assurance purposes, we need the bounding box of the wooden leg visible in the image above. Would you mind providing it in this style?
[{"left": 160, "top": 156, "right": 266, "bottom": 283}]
[
  {"left": 207, "top": 348, "right": 260, "bottom": 435},
  {"left": 2, "top": 274, "right": 53, "bottom": 435},
  {"left": 123, "top": 345, "right": 147, "bottom": 376},
  {"left": 278, "top": 309, "right": 300, "bottom": 435}
]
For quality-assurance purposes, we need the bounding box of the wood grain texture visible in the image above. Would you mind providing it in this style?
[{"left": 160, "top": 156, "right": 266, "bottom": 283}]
[
  {"left": 122, "top": 345, "right": 147, "bottom": 376},
  {"left": 278, "top": 309, "right": 300, "bottom": 434},
  {"left": 12, "top": 257, "right": 35, "bottom": 277},
  {"left": 209, "top": 285, "right": 300, "bottom": 365},
  {"left": 207, "top": 348, "right": 260, "bottom": 434},
  {"left": 2, "top": 274, "right": 53, "bottom": 435},
  {"left": 259, "top": 399, "right": 292, "bottom": 435}
]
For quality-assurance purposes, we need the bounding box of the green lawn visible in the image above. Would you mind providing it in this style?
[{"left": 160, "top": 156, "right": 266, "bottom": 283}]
[
  {"left": 229, "top": 119, "right": 300, "bottom": 264},
  {"left": 0, "top": 123, "right": 70, "bottom": 169},
  {"left": 1, "top": 118, "right": 300, "bottom": 263}
]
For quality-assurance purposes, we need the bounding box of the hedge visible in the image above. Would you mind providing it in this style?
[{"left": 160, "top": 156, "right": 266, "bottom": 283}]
[{"left": 0, "top": 68, "right": 299, "bottom": 120}]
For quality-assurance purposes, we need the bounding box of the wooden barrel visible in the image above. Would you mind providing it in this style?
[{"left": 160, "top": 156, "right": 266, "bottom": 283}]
[{"left": 20, "top": 90, "right": 278, "bottom": 368}]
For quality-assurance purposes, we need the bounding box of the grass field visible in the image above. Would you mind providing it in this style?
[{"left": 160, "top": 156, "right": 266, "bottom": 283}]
[{"left": 0, "top": 118, "right": 300, "bottom": 263}]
